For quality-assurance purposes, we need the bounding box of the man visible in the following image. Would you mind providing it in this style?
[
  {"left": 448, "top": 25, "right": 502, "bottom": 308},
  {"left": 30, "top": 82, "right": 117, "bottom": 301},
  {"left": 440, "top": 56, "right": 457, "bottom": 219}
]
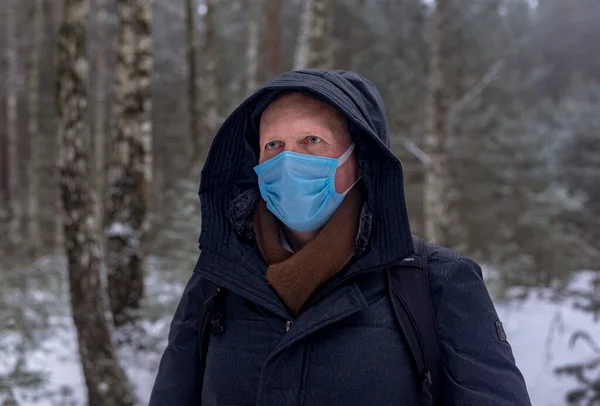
[{"left": 150, "top": 70, "right": 531, "bottom": 405}]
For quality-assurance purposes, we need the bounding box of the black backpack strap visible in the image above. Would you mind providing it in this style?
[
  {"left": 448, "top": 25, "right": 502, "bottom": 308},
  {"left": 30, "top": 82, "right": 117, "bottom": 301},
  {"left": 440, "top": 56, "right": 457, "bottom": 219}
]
[
  {"left": 199, "top": 282, "right": 226, "bottom": 376},
  {"left": 388, "top": 235, "right": 443, "bottom": 406}
]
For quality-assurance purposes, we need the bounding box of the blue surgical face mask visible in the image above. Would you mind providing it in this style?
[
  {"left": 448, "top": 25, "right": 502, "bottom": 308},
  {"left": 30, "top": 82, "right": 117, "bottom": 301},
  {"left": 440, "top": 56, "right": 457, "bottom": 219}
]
[{"left": 254, "top": 144, "right": 358, "bottom": 232}]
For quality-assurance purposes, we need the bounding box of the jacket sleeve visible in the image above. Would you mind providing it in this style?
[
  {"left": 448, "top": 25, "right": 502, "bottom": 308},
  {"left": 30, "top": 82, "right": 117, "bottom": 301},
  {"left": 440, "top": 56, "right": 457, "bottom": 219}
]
[
  {"left": 149, "top": 270, "right": 205, "bottom": 406},
  {"left": 436, "top": 257, "right": 532, "bottom": 406}
]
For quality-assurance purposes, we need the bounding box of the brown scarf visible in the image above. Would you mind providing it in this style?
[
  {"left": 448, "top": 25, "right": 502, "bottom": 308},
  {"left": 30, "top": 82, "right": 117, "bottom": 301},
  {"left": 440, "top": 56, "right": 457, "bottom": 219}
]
[{"left": 253, "top": 187, "right": 362, "bottom": 316}]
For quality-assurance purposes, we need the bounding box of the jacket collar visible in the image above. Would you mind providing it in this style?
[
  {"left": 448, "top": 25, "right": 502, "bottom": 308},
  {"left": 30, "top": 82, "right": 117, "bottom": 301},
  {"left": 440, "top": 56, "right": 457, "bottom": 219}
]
[{"left": 226, "top": 187, "right": 372, "bottom": 257}]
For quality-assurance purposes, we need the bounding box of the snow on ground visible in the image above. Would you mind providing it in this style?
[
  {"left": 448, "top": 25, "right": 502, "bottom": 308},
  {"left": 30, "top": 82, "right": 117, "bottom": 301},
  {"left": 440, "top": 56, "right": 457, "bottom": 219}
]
[
  {"left": 496, "top": 272, "right": 600, "bottom": 406},
  {"left": 9, "top": 315, "right": 169, "bottom": 406},
  {"left": 2, "top": 266, "right": 598, "bottom": 406}
]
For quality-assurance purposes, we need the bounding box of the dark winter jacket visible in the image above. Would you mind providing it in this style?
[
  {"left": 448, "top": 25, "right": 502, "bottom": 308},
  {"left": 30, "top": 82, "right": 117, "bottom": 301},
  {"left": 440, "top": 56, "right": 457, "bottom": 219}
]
[{"left": 149, "top": 70, "right": 532, "bottom": 406}]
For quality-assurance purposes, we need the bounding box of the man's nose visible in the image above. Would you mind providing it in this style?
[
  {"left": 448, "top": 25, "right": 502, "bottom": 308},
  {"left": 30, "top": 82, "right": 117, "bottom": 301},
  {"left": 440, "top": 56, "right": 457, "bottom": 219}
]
[{"left": 283, "top": 143, "right": 303, "bottom": 154}]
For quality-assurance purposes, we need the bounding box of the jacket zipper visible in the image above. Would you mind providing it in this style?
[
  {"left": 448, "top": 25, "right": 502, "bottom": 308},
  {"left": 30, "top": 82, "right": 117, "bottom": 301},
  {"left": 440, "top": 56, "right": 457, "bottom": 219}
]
[{"left": 285, "top": 320, "right": 294, "bottom": 332}]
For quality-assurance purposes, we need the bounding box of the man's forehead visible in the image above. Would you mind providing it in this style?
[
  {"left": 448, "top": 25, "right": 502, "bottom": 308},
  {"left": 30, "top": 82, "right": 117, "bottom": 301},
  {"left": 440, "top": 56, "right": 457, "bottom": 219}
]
[{"left": 260, "top": 91, "right": 348, "bottom": 130}]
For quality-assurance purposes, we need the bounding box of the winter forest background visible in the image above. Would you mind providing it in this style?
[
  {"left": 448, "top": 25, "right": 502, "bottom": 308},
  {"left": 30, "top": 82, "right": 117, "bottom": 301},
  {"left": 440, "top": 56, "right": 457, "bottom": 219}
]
[{"left": 0, "top": 0, "right": 599, "bottom": 404}]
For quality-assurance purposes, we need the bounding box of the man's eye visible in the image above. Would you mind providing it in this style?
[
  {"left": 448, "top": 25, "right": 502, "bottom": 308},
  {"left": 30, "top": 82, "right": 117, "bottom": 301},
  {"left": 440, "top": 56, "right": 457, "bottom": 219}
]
[
  {"left": 307, "top": 136, "right": 322, "bottom": 144},
  {"left": 266, "top": 141, "right": 281, "bottom": 150}
]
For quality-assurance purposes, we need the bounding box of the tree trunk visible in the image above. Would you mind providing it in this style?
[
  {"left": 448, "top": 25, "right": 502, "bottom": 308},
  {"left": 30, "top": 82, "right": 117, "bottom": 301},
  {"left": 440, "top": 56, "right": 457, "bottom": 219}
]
[
  {"left": 186, "top": 0, "right": 201, "bottom": 166},
  {"left": 350, "top": 0, "right": 366, "bottom": 72},
  {"left": 306, "top": 0, "right": 328, "bottom": 69},
  {"left": 106, "top": 0, "right": 153, "bottom": 328},
  {"left": 246, "top": 0, "right": 260, "bottom": 95},
  {"left": 0, "top": 1, "right": 10, "bottom": 244},
  {"left": 293, "top": 0, "right": 311, "bottom": 70},
  {"left": 199, "top": 0, "right": 218, "bottom": 164},
  {"left": 6, "top": 0, "right": 20, "bottom": 244},
  {"left": 56, "top": 0, "right": 133, "bottom": 404},
  {"left": 294, "top": 0, "right": 329, "bottom": 70},
  {"left": 266, "top": 0, "right": 283, "bottom": 76},
  {"left": 93, "top": 0, "right": 108, "bottom": 232},
  {"left": 53, "top": 0, "right": 65, "bottom": 250},
  {"left": 424, "top": 0, "right": 451, "bottom": 245},
  {"left": 27, "top": 0, "right": 43, "bottom": 254},
  {"left": 324, "top": 0, "right": 336, "bottom": 68}
]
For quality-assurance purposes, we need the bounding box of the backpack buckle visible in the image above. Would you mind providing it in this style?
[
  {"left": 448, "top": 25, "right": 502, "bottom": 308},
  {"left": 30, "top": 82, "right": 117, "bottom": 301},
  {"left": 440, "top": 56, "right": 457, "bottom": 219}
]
[{"left": 210, "top": 315, "right": 224, "bottom": 336}]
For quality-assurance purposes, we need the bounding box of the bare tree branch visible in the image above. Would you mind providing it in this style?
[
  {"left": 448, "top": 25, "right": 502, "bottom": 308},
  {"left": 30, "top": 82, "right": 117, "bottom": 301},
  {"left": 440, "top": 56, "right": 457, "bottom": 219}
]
[
  {"left": 391, "top": 136, "right": 430, "bottom": 165},
  {"left": 447, "top": 60, "right": 505, "bottom": 121}
]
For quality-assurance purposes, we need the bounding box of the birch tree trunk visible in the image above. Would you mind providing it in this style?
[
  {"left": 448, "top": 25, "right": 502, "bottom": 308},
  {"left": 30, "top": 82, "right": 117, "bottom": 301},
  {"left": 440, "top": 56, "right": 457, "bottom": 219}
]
[
  {"left": 199, "top": 0, "right": 218, "bottom": 164},
  {"left": 27, "top": 0, "right": 43, "bottom": 254},
  {"left": 266, "top": 0, "right": 283, "bottom": 77},
  {"left": 56, "top": 0, "right": 133, "bottom": 403},
  {"left": 293, "top": 0, "right": 312, "bottom": 70},
  {"left": 294, "top": 0, "right": 329, "bottom": 70},
  {"left": 245, "top": 0, "right": 260, "bottom": 95},
  {"left": 306, "top": 0, "right": 328, "bottom": 69},
  {"left": 186, "top": 0, "right": 201, "bottom": 166},
  {"left": 6, "top": 0, "right": 20, "bottom": 243},
  {"left": 106, "top": 0, "right": 153, "bottom": 328},
  {"left": 424, "top": 0, "right": 450, "bottom": 245},
  {"left": 93, "top": 0, "right": 108, "bottom": 231}
]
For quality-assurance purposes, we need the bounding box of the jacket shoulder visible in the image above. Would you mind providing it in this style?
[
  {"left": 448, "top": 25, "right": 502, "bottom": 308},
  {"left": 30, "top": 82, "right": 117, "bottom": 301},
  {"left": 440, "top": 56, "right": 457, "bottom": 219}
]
[
  {"left": 424, "top": 241, "right": 463, "bottom": 265},
  {"left": 422, "top": 242, "right": 532, "bottom": 405},
  {"left": 423, "top": 241, "right": 482, "bottom": 314}
]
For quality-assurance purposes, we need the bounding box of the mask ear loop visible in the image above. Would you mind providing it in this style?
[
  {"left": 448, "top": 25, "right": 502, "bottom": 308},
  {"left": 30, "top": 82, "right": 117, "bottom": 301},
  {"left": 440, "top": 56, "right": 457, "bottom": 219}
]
[
  {"left": 341, "top": 176, "right": 363, "bottom": 196},
  {"left": 334, "top": 143, "right": 361, "bottom": 195},
  {"left": 336, "top": 143, "right": 355, "bottom": 167}
]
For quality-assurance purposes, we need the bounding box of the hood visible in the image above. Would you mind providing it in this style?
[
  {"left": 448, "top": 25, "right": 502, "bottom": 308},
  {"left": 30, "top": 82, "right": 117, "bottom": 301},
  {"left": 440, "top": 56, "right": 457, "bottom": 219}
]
[{"left": 198, "top": 69, "right": 413, "bottom": 271}]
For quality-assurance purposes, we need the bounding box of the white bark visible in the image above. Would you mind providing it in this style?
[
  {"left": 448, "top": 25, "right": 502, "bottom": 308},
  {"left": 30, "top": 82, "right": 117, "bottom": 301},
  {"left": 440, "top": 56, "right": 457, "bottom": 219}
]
[
  {"left": 106, "top": 0, "right": 153, "bottom": 328},
  {"left": 306, "top": 0, "right": 328, "bottom": 69},
  {"left": 293, "top": 0, "right": 312, "bottom": 70},
  {"left": 294, "top": 0, "right": 329, "bottom": 70},
  {"left": 57, "top": 0, "right": 133, "bottom": 403}
]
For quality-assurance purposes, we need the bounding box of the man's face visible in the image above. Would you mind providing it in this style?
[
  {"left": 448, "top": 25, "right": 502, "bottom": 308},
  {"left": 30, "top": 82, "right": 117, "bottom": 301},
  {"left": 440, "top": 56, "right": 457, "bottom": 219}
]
[{"left": 259, "top": 93, "right": 358, "bottom": 194}]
